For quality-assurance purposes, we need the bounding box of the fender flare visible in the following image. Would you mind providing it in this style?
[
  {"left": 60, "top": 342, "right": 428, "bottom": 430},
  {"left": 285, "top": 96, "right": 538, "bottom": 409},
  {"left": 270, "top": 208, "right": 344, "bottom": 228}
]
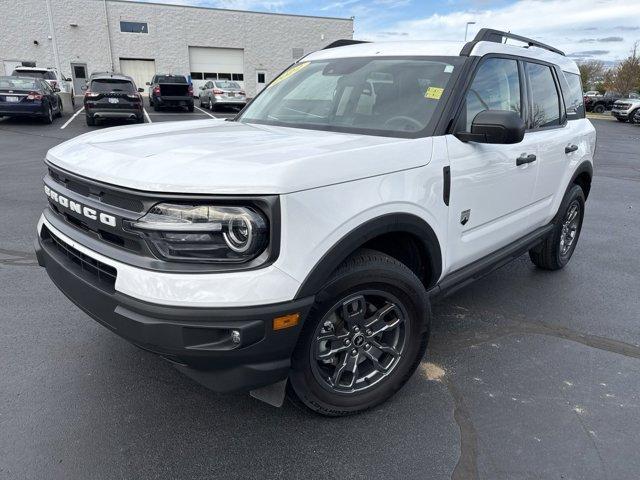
[
  {"left": 294, "top": 213, "right": 442, "bottom": 299},
  {"left": 569, "top": 160, "right": 593, "bottom": 198}
]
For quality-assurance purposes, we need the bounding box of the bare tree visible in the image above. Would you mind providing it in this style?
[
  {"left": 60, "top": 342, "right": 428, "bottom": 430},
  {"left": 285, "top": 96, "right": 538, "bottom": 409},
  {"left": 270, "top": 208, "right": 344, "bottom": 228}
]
[
  {"left": 608, "top": 41, "right": 640, "bottom": 95},
  {"left": 577, "top": 60, "right": 605, "bottom": 89}
]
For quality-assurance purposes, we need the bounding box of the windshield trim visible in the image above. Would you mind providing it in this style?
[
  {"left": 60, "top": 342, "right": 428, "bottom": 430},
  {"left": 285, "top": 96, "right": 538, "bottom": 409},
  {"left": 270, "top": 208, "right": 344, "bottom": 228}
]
[{"left": 237, "top": 55, "right": 468, "bottom": 139}]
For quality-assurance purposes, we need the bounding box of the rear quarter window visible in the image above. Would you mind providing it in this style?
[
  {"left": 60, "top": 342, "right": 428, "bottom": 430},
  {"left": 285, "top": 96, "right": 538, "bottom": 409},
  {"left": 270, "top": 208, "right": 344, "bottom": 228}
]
[{"left": 561, "top": 72, "right": 585, "bottom": 120}]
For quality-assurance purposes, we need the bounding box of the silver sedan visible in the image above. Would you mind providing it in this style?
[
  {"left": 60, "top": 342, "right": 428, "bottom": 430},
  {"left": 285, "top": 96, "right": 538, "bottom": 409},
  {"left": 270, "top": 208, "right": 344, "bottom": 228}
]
[{"left": 199, "top": 80, "right": 246, "bottom": 111}]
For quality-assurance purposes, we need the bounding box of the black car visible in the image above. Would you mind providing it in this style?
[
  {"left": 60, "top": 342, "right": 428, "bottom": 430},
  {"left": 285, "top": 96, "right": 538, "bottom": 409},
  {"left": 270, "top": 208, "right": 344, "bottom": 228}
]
[
  {"left": 147, "top": 74, "right": 194, "bottom": 111},
  {"left": 0, "top": 76, "right": 62, "bottom": 123},
  {"left": 84, "top": 74, "right": 144, "bottom": 126}
]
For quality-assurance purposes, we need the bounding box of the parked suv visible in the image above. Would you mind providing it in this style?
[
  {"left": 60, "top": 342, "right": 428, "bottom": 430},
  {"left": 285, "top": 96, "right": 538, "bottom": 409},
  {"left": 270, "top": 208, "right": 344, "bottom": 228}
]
[
  {"left": 83, "top": 74, "right": 144, "bottom": 126},
  {"left": 11, "top": 66, "right": 75, "bottom": 107},
  {"left": 35, "top": 30, "right": 595, "bottom": 416},
  {"left": 148, "top": 74, "right": 194, "bottom": 111},
  {"left": 611, "top": 98, "right": 640, "bottom": 123}
]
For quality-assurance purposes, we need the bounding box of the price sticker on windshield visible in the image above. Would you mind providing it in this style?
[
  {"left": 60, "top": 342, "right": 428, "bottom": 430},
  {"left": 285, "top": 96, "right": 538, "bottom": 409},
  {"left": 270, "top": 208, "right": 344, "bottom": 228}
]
[
  {"left": 269, "top": 62, "right": 310, "bottom": 88},
  {"left": 425, "top": 87, "right": 444, "bottom": 100}
]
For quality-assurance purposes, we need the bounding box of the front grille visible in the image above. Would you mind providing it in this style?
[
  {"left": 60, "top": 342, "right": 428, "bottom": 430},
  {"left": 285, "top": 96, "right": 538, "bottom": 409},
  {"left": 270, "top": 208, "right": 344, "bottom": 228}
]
[
  {"left": 48, "top": 167, "right": 144, "bottom": 212},
  {"left": 42, "top": 225, "right": 117, "bottom": 290}
]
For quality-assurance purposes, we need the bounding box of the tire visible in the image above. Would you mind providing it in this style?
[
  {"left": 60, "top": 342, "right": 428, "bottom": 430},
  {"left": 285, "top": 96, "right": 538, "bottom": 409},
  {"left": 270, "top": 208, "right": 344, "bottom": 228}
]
[
  {"left": 630, "top": 110, "right": 640, "bottom": 124},
  {"left": 71, "top": 93, "right": 75, "bottom": 108},
  {"left": 616, "top": 117, "right": 627, "bottom": 122},
  {"left": 55, "top": 99, "right": 63, "bottom": 118},
  {"left": 209, "top": 101, "right": 215, "bottom": 112},
  {"left": 188, "top": 103, "right": 194, "bottom": 113},
  {"left": 593, "top": 104, "right": 606, "bottom": 114},
  {"left": 153, "top": 103, "right": 160, "bottom": 112},
  {"left": 42, "top": 104, "right": 53, "bottom": 124},
  {"left": 136, "top": 115, "right": 144, "bottom": 123},
  {"left": 287, "top": 249, "right": 430, "bottom": 416},
  {"left": 85, "top": 115, "right": 95, "bottom": 126},
  {"left": 529, "top": 184, "right": 585, "bottom": 270}
]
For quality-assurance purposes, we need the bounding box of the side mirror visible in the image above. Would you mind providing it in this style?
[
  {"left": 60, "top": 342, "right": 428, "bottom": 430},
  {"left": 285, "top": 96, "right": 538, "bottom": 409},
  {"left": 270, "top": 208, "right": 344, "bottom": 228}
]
[
  {"left": 455, "top": 110, "right": 525, "bottom": 144},
  {"left": 138, "top": 87, "right": 144, "bottom": 92},
  {"left": 145, "top": 82, "right": 150, "bottom": 86}
]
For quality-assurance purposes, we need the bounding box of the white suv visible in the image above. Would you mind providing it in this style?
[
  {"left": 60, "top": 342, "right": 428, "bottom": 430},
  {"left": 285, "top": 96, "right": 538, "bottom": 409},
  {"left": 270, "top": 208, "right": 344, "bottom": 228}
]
[
  {"left": 12, "top": 66, "right": 75, "bottom": 106},
  {"left": 35, "top": 29, "right": 595, "bottom": 416}
]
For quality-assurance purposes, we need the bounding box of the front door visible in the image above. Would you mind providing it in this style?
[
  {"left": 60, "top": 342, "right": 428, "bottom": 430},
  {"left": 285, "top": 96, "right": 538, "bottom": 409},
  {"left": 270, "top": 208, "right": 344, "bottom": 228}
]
[
  {"left": 445, "top": 56, "right": 539, "bottom": 272},
  {"left": 70, "top": 63, "right": 87, "bottom": 94}
]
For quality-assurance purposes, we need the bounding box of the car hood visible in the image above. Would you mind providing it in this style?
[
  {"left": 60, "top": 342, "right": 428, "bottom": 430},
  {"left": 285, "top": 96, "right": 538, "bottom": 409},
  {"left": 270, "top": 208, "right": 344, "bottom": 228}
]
[{"left": 46, "top": 119, "right": 431, "bottom": 194}]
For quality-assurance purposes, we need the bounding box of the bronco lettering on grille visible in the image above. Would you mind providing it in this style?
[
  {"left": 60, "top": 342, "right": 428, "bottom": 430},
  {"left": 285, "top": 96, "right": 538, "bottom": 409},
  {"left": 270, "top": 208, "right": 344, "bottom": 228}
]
[{"left": 44, "top": 185, "right": 117, "bottom": 227}]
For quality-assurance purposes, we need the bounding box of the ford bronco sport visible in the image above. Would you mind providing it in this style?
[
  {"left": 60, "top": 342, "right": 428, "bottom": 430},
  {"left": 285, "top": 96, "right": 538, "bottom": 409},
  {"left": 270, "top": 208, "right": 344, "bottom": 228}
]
[{"left": 35, "top": 29, "right": 595, "bottom": 416}]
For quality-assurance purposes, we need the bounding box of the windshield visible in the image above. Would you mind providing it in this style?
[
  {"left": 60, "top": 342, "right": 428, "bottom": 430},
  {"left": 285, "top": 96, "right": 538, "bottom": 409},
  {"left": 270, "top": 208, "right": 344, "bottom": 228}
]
[
  {"left": 215, "top": 81, "right": 241, "bottom": 90},
  {"left": 90, "top": 79, "right": 136, "bottom": 93},
  {"left": 0, "top": 77, "right": 39, "bottom": 90},
  {"left": 238, "top": 56, "right": 463, "bottom": 137}
]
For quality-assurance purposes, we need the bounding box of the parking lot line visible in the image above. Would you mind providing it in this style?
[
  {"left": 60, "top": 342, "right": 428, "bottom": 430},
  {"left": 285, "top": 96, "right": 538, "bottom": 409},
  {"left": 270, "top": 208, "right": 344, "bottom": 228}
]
[
  {"left": 143, "top": 109, "right": 152, "bottom": 123},
  {"left": 60, "top": 107, "right": 85, "bottom": 130},
  {"left": 195, "top": 106, "right": 217, "bottom": 118}
]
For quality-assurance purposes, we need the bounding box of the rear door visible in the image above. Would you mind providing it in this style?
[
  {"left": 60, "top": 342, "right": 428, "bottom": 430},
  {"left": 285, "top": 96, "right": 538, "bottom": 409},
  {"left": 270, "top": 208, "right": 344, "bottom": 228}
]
[
  {"left": 521, "top": 61, "right": 572, "bottom": 225},
  {"left": 445, "top": 56, "right": 539, "bottom": 271}
]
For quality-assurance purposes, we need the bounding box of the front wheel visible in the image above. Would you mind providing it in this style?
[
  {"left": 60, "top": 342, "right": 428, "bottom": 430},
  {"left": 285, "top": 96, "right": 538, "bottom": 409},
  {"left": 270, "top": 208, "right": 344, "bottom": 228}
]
[
  {"left": 287, "top": 249, "right": 430, "bottom": 416},
  {"left": 593, "top": 104, "right": 606, "bottom": 114},
  {"left": 529, "top": 184, "right": 585, "bottom": 270},
  {"left": 616, "top": 117, "right": 627, "bottom": 122}
]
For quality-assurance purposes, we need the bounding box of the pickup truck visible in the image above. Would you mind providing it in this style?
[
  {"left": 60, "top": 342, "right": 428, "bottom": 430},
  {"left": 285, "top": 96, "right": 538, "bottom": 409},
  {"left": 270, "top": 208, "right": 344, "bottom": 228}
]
[
  {"left": 11, "top": 66, "right": 76, "bottom": 107},
  {"left": 147, "top": 74, "right": 194, "bottom": 112},
  {"left": 584, "top": 91, "right": 621, "bottom": 113}
]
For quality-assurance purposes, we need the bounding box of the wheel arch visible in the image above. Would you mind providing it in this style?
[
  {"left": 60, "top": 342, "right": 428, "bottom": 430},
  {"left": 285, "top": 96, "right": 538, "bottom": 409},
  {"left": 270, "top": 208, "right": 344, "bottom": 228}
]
[
  {"left": 294, "top": 213, "right": 442, "bottom": 299},
  {"left": 571, "top": 161, "right": 593, "bottom": 200}
]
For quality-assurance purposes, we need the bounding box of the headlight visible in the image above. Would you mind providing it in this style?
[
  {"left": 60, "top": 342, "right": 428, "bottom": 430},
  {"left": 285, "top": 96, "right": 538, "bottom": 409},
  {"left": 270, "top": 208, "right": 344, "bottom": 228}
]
[{"left": 127, "top": 203, "right": 268, "bottom": 263}]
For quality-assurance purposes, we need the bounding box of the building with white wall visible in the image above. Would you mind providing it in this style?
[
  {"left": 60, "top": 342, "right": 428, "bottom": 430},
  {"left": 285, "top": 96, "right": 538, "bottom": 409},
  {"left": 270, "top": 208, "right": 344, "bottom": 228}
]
[{"left": 0, "top": 0, "right": 353, "bottom": 96}]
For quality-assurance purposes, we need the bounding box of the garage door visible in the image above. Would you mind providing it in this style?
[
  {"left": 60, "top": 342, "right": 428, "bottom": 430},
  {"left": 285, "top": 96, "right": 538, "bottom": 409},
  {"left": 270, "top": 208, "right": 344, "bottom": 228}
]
[
  {"left": 119, "top": 59, "right": 156, "bottom": 91},
  {"left": 188, "top": 47, "right": 244, "bottom": 94}
]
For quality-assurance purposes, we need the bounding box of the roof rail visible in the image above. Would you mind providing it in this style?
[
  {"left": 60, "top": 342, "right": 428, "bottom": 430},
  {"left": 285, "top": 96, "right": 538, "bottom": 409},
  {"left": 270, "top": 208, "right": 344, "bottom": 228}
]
[
  {"left": 461, "top": 28, "right": 565, "bottom": 56},
  {"left": 323, "top": 39, "right": 370, "bottom": 50}
]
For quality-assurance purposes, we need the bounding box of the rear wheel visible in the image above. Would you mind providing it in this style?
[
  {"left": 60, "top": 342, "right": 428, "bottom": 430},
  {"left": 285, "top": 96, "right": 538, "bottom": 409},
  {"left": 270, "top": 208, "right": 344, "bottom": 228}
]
[
  {"left": 529, "top": 184, "right": 585, "bottom": 270},
  {"left": 42, "top": 104, "right": 53, "bottom": 124},
  {"left": 85, "top": 115, "right": 95, "bottom": 126},
  {"left": 153, "top": 103, "right": 160, "bottom": 112},
  {"left": 593, "top": 104, "right": 606, "bottom": 114},
  {"left": 287, "top": 249, "right": 430, "bottom": 416},
  {"left": 55, "top": 100, "right": 63, "bottom": 118},
  {"left": 188, "top": 103, "right": 194, "bottom": 113}
]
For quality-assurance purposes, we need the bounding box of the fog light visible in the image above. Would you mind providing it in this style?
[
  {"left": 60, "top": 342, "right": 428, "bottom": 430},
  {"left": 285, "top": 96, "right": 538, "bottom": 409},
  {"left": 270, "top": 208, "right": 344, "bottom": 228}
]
[{"left": 273, "top": 313, "right": 300, "bottom": 331}]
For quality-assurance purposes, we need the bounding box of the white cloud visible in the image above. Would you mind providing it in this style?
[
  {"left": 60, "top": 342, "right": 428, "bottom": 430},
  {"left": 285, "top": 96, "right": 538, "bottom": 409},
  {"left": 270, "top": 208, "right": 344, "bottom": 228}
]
[{"left": 357, "top": 0, "right": 640, "bottom": 62}]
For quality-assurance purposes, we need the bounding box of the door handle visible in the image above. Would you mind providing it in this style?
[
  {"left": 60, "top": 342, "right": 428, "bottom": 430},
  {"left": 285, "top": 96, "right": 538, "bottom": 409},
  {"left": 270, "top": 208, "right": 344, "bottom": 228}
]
[
  {"left": 516, "top": 154, "right": 537, "bottom": 166},
  {"left": 565, "top": 144, "right": 579, "bottom": 154}
]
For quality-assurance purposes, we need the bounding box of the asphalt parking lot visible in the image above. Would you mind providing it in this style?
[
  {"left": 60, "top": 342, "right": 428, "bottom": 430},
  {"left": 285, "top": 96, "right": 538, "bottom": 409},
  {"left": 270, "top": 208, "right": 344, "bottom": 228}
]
[{"left": 1, "top": 106, "right": 639, "bottom": 479}]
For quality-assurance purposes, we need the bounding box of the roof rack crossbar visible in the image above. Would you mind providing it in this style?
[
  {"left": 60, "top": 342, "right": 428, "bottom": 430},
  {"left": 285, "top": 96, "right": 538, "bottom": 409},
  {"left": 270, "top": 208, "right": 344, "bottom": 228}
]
[
  {"left": 464, "top": 28, "right": 565, "bottom": 56},
  {"left": 323, "top": 39, "right": 370, "bottom": 50}
]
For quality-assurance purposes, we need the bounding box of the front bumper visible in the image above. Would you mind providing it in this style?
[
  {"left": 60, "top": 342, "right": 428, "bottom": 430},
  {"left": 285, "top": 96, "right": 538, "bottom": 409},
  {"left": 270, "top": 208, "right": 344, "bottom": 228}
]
[
  {"left": 611, "top": 109, "right": 631, "bottom": 119},
  {"left": 35, "top": 218, "right": 314, "bottom": 393}
]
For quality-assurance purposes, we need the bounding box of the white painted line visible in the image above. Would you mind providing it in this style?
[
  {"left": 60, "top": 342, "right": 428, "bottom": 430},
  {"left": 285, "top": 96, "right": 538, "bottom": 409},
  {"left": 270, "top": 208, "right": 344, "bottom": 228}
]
[
  {"left": 60, "top": 107, "right": 84, "bottom": 129},
  {"left": 143, "top": 108, "right": 152, "bottom": 123},
  {"left": 195, "top": 106, "right": 216, "bottom": 118}
]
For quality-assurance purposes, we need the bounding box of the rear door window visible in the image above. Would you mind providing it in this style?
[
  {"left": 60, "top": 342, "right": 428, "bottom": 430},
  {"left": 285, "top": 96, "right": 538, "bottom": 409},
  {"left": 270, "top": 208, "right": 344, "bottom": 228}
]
[{"left": 525, "top": 62, "right": 562, "bottom": 129}]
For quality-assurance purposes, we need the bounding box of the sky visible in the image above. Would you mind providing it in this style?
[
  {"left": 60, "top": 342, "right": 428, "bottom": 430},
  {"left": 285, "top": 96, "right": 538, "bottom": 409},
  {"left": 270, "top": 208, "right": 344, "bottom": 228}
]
[{"left": 129, "top": 0, "right": 640, "bottom": 63}]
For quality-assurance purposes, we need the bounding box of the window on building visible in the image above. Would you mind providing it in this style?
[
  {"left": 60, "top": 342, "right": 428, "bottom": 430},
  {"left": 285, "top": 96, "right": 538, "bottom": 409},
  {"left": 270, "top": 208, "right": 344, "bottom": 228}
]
[
  {"left": 292, "top": 48, "right": 304, "bottom": 59},
  {"left": 120, "top": 21, "right": 148, "bottom": 34},
  {"left": 204, "top": 72, "right": 217, "bottom": 80},
  {"left": 190, "top": 72, "right": 203, "bottom": 80},
  {"left": 218, "top": 73, "right": 231, "bottom": 80},
  {"left": 232, "top": 73, "right": 244, "bottom": 81},
  {"left": 257, "top": 72, "right": 265, "bottom": 84}
]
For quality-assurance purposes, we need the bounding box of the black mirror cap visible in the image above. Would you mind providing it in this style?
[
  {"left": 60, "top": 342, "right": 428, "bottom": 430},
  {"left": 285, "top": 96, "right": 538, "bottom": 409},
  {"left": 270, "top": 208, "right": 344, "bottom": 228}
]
[
  {"left": 138, "top": 87, "right": 144, "bottom": 92},
  {"left": 456, "top": 110, "right": 525, "bottom": 144}
]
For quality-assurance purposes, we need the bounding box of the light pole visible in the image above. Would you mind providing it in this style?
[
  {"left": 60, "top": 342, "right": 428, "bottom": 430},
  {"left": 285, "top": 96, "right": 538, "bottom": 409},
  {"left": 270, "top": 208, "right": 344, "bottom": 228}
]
[{"left": 464, "top": 21, "right": 476, "bottom": 42}]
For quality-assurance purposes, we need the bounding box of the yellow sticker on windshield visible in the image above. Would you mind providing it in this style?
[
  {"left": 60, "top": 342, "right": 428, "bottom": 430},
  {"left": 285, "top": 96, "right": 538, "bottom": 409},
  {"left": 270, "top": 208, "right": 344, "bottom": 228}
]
[
  {"left": 269, "top": 62, "right": 310, "bottom": 88},
  {"left": 425, "top": 87, "right": 444, "bottom": 100}
]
